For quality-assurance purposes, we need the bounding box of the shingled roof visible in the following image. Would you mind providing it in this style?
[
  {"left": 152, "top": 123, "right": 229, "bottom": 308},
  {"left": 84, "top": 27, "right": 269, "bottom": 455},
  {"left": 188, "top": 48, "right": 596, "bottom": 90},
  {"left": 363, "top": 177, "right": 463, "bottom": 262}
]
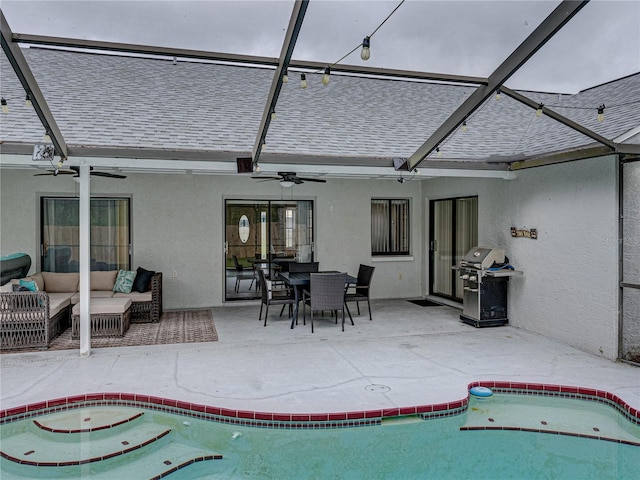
[{"left": 1, "top": 47, "right": 638, "bottom": 172}]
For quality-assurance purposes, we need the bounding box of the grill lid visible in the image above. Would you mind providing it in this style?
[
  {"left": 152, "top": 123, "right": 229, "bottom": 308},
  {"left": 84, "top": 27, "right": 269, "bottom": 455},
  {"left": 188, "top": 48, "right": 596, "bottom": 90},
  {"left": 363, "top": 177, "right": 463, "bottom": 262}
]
[{"left": 459, "top": 247, "right": 505, "bottom": 270}]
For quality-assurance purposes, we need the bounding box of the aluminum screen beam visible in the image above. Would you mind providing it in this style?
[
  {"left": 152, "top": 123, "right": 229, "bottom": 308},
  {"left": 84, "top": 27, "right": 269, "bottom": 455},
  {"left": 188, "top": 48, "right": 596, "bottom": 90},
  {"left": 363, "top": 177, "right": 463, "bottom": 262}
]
[
  {"left": 12, "top": 33, "right": 486, "bottom": 86},
  {"left": 252, "top": 0, "right": 308, "bottom": 166},
  {"left": 1, "top": 10, "right": 68, "bottom": 159},
  {"left": 407, "top": 0, "right": 589, "bottom": 171},
  {"left": 501, "top": 86, "right": 615, "bottom": 150}
]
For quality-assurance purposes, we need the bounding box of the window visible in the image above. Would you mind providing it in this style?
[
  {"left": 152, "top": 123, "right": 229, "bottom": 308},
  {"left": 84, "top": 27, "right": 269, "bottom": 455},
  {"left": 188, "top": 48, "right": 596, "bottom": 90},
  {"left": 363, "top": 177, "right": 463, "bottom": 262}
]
[
  {"left": 285, "top": 208, "right": 295, "bottom": 248},
  {"left": 371, "top": 199, "right": 410, "bottom": 256},
  {"left": 41, "top": 197, "right": 131, "bottom": 272}
]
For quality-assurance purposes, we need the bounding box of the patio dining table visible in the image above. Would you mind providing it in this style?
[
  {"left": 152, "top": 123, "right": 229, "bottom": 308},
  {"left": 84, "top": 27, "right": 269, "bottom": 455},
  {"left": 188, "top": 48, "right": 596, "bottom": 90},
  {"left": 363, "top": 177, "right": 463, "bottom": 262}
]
[{"left": 277, "top": 271, "right": 357, "bottom": 329}]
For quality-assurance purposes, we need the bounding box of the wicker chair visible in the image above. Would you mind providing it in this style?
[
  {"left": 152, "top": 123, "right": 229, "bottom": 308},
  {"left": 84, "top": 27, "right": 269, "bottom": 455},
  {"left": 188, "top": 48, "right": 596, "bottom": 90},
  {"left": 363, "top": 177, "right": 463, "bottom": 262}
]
[
  {"left": 257, "top": 269, "right": 296, "bottom": 326},
  {"left": 232, "top": 255, "right": 256, "bottom": 293},
  {"left": 344, "top": 264, "right": 375, "bottom": 321},
  {"left": 302, "top": 272, "right": 352, "bottom": 333}
]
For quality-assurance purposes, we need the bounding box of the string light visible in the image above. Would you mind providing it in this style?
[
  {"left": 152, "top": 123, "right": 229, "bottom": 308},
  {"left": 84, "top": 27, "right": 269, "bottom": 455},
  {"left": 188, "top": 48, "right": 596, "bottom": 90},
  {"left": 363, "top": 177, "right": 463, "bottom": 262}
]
[
  {"left": 495, "top": 89, "right": 501, "bottom": 101},
  {"left": 271, "top": 110, "right": 277, "bottom": 121},
  {"left": 322, "top": 66, "right": 331, "bottom": 86},
  {"left": 461, "top": 120, "right": 467, "bottom": 132},
  {"left": 436, "top": 147, "right": 442, "bottom": 157},
  {"left": 360, "top": 36, "right": 371, "bottom": 61},
  {"left": 282, "top": 68, "right": 288, "bottom": 84},
  {"left": 300, "top": 73, "right": 308, "bottom": 89},
  {"left": 536, "top": 103, "right": 544, "bottom": 117},
  {"left": 597, "top": 104, "right": 605, "bottom": 122},
  {"left": 43, "top": 131, "right": 51, "bottom": 142},
  {"left": 24, "top": 94, "right": 33, "bottom": 108},
  {"left": 1, "top": 97, "right": 9, "bottom": 114}
]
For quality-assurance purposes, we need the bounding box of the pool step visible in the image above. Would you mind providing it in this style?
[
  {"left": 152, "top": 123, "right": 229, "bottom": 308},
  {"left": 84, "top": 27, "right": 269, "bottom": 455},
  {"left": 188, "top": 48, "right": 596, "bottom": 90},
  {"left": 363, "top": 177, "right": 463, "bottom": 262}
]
[{"left": 1, "top": 422, "right": 172, "bottom": 466}]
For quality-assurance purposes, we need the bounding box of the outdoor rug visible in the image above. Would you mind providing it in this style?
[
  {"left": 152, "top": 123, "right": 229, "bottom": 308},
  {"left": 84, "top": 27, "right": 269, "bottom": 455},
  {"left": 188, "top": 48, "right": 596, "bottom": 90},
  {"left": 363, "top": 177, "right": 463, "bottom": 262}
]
[
  {"left": 407, "top": 299, "right": 443, "bottom": 307},
  {"left": 2, "top": 309, "right": 217, "bottom": 353}
]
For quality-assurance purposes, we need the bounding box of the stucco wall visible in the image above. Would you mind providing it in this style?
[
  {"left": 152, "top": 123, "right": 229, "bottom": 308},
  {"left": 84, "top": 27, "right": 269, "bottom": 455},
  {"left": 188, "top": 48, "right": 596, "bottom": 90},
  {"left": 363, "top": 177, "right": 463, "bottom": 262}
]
[
  {"left": 0, "top": 168, "right": 423, "bottom": 309},
  {"left": 423, "top": 156, "right": 619, "bottom": 359},
  {"left": 622, "top": 160, "right": 640, "bottom": 361}
]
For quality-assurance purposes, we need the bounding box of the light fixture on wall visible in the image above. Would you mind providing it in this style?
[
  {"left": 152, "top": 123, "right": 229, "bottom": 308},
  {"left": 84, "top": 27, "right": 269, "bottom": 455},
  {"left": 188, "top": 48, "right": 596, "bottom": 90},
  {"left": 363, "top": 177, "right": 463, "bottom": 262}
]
[
  {"left": 360, "top": 36, "right": 371, "bottom": 61},
  {"left": 322, "top": 66, "right": 331, "bottom": 86}
]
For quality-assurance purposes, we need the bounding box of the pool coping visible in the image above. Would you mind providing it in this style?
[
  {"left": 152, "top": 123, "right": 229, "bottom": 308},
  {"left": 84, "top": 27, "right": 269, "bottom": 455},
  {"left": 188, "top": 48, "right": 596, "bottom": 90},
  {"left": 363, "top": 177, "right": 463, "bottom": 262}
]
[{"left": 2, "top": 381, "right": 639, "bottom": 429}]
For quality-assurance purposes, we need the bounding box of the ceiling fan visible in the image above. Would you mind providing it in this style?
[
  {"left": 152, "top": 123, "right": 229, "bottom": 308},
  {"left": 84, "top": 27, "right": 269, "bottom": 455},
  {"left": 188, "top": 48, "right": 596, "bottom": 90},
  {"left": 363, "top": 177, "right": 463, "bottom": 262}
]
[
  {"left": 251, "top": 171, "right": 326, "bottom": 188},
  {"left": 34, "top": 166, "right": 126, "bottom": 179}
]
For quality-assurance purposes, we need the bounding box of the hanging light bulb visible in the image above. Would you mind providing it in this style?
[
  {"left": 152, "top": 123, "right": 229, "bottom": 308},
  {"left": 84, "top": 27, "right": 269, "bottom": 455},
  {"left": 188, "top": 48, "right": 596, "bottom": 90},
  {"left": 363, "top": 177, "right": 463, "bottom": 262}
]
[
  {"left": 597, "top": 104, "right": 605, "bottom": 123},
  {"left": 282, "top": 68, "right": 288, "bottom": 84},
  {"left": 300, "top": 73, "right": 308, "bottom": 89},
  {"left": 255, "top": 163, "right": 261, "bottom": 173},
  {"left": 1, "top": 97, "right": 9, "bottom": 114},
  {"left": 57, "top": 160, "right": 64, "bottom": 168},
  {"left": 495, "top": 89, "right": 501, "bottom": 101},
  {"left": 360, "top": 36, "right": 371, "bottom": 61},
  {"left": 43, "top": 131, "right": 52, "bottom": 142},
  {"left": 436, "top": 147, "right": 442, "bottom": 157},
  {"left": 322, "top": 66, "right": 331, "bottom": 86},
  {"left": 536, "top": 103, "right": 544, "bottom": 117},
  {"left": 24, "top": 94, "right": 33, "bottom": 108},
  {"left": 271, "top": 110, "right": 277, "bottom": 121},
  {"left": 461, "top": 120, "right": 468, "bottom": 132}
]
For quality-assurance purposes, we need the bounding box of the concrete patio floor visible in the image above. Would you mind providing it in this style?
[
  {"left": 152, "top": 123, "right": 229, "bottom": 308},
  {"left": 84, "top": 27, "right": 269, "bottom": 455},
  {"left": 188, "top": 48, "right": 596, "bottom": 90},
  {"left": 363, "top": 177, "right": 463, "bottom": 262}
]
[{"left": 1, "top": 299, "right": 639, "bottom": 414}]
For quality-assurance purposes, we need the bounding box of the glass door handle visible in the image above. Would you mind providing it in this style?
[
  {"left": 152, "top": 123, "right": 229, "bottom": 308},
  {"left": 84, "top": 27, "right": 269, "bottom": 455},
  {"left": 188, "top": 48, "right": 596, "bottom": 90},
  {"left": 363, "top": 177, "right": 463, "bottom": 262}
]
[{"left": 224, "top": 241, "right": 228, "bottom": 255}]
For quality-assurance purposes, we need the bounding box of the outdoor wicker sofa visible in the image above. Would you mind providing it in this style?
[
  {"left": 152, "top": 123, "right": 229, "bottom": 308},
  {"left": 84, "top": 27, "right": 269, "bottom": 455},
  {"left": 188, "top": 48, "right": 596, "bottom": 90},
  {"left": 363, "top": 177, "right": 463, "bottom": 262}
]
[{"left": 0, "top": 270, "right": 162, "bottom": 350}]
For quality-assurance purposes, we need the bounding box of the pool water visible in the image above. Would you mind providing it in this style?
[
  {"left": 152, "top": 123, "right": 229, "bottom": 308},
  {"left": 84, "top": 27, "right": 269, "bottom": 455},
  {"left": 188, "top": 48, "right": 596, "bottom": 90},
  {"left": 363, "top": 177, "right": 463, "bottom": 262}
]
[{"left": 1, "top": 394, "right": 638, "bottom": 479}]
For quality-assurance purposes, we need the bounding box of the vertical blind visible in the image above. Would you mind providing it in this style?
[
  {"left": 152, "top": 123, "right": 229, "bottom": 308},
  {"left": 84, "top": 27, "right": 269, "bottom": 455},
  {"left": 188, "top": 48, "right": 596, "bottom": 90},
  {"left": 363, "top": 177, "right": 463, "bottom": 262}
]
[{"left": 371, "top": 199, "right": 410, "bottom": 255}]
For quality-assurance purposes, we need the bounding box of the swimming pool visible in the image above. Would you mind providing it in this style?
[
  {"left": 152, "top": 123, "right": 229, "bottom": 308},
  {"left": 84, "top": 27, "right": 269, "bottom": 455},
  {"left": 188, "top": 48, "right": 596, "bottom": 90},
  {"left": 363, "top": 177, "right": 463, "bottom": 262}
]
[{"left": 1, "top": 382, "right": 638, "bottom": 479}]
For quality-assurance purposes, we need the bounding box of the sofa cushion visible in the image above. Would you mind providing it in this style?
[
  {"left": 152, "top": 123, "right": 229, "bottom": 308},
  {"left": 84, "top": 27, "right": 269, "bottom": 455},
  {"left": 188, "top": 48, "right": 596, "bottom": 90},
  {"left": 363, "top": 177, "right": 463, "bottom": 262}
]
[
  {"left": 48, "top": 293, "right": 72, "bottom": 318},
  {"left": 91, "top": 270, "right": 118, "bottom": 291},
  {"left": 41, "top": 272, "right": 79, "bottom": 293},
  {"left": 133, "top": 267, "right": 155, "bottom": 293},
  {"left": 113, "top": 270, "right": 136, "bottom": 293},
  {"left": 72, "top": 297, "right": 131, "bottom": 315},
  {"left": 71, "top": 290, "right": 115, "bottom": 304},
  {"left": 113, "top": 291, "right": 152, "bottom": 302}
]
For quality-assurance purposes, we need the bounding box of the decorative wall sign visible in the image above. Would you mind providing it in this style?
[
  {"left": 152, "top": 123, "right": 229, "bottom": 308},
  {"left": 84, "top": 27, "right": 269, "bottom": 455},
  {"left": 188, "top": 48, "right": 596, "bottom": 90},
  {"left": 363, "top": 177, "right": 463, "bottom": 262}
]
[
  {"left": 511, "top": 227, "right": 538, "bottom": 239},
  {"left": 238, "top": 215, "right": 250, "bottom": 244}
]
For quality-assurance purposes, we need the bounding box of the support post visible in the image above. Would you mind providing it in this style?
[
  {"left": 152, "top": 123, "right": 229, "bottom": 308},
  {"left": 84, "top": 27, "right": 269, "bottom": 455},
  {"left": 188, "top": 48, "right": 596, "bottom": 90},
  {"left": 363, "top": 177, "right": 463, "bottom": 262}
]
[{"left": 79, "top": 163, "right": 91, "bottom": 356}]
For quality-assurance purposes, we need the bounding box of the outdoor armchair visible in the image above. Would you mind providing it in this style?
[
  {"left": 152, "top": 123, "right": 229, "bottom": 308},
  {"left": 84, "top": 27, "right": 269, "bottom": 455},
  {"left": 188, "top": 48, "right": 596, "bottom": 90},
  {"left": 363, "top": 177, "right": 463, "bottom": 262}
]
[
  {"left": 344, "top": 264, "right": 375, "bottom": 321},
  {"left": 302, "top": 272, "right": 352, "bottom": 333},
  {"left": 257, "top": 269, "right": 295, "bottom": 326}
]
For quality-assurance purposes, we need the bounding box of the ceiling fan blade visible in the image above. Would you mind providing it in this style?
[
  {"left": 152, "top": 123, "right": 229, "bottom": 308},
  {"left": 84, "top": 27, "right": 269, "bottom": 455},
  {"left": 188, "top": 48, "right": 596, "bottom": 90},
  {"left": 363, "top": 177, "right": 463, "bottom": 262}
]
[
  {"left": 91, "top": 171, "right": 127, "bottom": 179},
  {"left": 251, "top": 176, "right": 281, "bottom": 181},
  {"left": 298, "top": 177, "right": 327, "bottom": 183},
  {"left": 33, "top": 170, "right": 76, "bottom": 176}
]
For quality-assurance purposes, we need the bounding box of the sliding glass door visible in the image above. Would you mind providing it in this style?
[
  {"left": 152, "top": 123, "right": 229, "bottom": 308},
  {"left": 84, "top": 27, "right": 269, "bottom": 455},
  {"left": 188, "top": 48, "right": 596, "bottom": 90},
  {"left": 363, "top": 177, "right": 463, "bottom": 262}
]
[
  {"left": 225, "top": 199, "right": 314, "bottom": 300},
  {"left": 429, "top": 196, "right": 477, "bottom": 301}
]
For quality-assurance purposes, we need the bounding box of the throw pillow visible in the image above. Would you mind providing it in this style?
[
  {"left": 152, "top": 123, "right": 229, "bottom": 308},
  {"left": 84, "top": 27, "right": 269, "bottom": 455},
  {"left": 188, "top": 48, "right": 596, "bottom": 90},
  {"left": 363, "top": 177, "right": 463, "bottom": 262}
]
[
  {"left": 19, "top": 279, "right": 39, "bottom": 292},
  {"left": 132, "top": 266, "right": 155, "bottom": 293},
  {"left": 113, "top": 270, "right": 136, "bottom": 293}
]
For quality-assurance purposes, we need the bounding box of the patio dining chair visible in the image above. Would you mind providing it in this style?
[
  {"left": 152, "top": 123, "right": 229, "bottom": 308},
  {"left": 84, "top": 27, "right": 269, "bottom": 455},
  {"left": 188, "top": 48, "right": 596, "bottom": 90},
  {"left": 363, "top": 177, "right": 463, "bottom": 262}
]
[
  {"left": 344, "top": 264, "right": 375, "bottom": 321},
  {"left": 257, "top": 269, "right": 295, "bottom": 326},
  {"left": 288, "top": 261, "right": 319, "bottom": 273},
  {"left": 302, "top": 272, "right": 352, "bottom": 333},
  {"left": 232, "top": 255, "right": 256, "bottom": 293}
]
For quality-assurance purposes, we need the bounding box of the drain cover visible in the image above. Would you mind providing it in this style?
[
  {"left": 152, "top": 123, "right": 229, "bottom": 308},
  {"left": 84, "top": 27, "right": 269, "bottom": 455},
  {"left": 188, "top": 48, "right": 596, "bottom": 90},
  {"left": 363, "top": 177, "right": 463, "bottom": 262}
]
[{"left": 365, "top": 384, "right": 391, "bottom": 393}]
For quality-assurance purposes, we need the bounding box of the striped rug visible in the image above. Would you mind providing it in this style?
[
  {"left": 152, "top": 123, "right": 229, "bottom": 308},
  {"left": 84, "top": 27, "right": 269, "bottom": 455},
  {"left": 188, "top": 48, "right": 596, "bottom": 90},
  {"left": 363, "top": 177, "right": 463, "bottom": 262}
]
[{"left": 6, "top": 309, "right": 217, "bottom": 353}]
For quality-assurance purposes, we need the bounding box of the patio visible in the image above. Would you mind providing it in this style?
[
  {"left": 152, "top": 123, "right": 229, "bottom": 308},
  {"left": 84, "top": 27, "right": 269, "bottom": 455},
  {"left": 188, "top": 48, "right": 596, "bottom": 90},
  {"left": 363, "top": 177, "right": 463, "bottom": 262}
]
[{"left": 1, "top": 299, "right": 639, "bottom": 415}]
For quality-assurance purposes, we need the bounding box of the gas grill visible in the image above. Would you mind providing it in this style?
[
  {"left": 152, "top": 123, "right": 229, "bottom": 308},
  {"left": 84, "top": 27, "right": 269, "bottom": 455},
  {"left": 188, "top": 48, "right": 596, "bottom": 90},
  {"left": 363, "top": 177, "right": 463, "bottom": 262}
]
[{"left": 456, "top": 246, "right": 523, "bottom": 327}]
